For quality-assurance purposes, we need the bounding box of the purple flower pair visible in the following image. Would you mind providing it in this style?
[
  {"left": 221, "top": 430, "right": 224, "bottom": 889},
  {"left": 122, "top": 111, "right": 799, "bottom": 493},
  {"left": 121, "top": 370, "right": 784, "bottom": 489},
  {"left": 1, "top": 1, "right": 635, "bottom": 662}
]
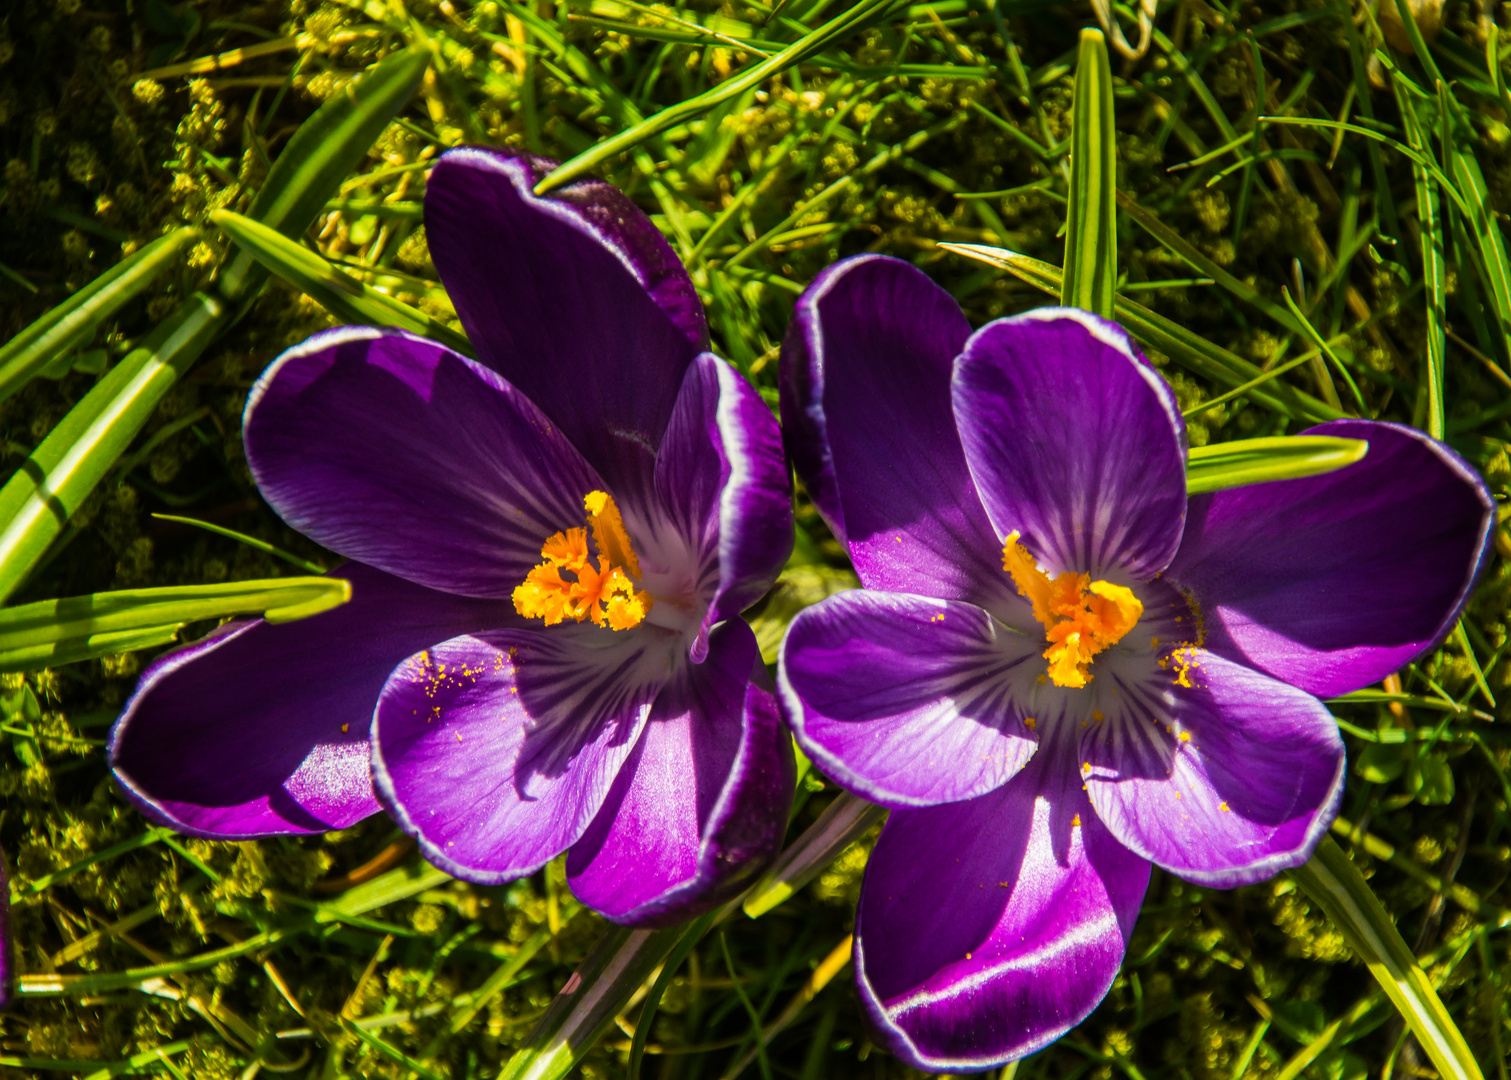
[
  {"left": 107, "top": 148, "right": 795, "bottom": 926},
  {"left": 774, "top": 255, "right": 1494, "bottom": 1070}
]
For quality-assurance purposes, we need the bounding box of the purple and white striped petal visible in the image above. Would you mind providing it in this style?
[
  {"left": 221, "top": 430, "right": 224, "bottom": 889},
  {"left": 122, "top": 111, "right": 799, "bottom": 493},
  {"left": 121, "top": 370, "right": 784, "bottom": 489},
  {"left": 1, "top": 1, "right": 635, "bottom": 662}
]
[
  {"left": 1166, "top": 420, "right": 1494, "bottom": 697},
  {"left": 1082, "top": 649, "right": 1344, "bottom": 887},
  {"left": 567, "top": 620, "right": 793, "bottom": 925},
  {"left": 651, "top": 353, "right": 791, "bottom": 660},
  {"left": 244, "top": 327, "right": 604, "bottom": 600},
  {"left": 370, "top": 626, "right": 668, "bottom": 883},
  {"left": 855, "top": 731, "right": 1150, "bottom": 1071},
  {"left": 109, "top": 563, "right": 504, "bottom": 838},
  {"left": 953, "top": 309, "right": 1188, "bottom": 579},
  {"left": 425, "top": 147, "right": 704, "bottom": 505},
  {"left": 779, "top": 590, "right": 1040, "bottom": 808},
  {"left": 779, "top": 255, "right": 1015, "bottom": 610}
]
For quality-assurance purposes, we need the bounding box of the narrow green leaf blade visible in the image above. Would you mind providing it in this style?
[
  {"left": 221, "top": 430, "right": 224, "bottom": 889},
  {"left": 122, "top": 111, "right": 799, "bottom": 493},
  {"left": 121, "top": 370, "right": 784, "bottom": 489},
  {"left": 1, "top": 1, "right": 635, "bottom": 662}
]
[
  {"left": 211, "top": 210, "right": 474, "bottom": 356},
  {"left": 744, "top": 792, "right": 885, "bottom": 918},
  {"left": 1288, "top": 837, "right": 1484, "bottom": 1080},
  {"left": 1185, "top": 436, "right": 1367, "bottom": 495},
  {"left": 1394, "top": 84, "right": 1447, "bottom": 436},
  {"left": 0, "top": 229, "right": 197, "bottom": 406},
  {"left": 1062, "top": 27, "right": 1116, "bottom": 319}
]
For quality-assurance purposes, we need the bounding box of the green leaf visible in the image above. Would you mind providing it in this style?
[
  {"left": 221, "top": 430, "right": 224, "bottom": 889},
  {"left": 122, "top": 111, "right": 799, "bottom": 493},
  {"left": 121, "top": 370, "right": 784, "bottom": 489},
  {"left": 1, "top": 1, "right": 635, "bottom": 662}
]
[
  {"left": 217, "top": 46, "right": 431, "bottom": 304},
  {"left": 534, "top": 0, "right": 903, "bottom": 194},
  {"left": 1186, "top": 437, "right": 1368, "bottom": 495},
  {"left": 744, "top": 792, "right": 885, "bottom": 918},
  {"left": 1393, "top": 83, "right": 1447, "bottom": 437},
  {"left": 938, "top": 243, "right": 1345, "bottom": 424},
  {"left": 1062, "top": 28, "right": 1116, "bottom": 319},
  {"left": 0, "top": 576, "right": 350, "bottom": 673},
  {"left": 210, "top": 210, "right": 474, "bottom": 356},
  {"left": 0, "top": 228, "right": 197, "bottom": 406},
  {"left": 1288, "top": 837, "right": 1484, "bottom": 1080}
]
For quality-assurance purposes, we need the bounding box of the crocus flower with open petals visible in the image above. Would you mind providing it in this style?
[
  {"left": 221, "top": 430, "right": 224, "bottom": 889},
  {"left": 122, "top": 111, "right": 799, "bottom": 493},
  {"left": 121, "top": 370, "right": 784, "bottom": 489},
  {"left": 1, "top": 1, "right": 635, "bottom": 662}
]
[
  {"left": 109, "top": 147, "right": 796, "bottom": 925},
  {"left": 776, "top": 255, "right": 1493, "bottom": 1070}
]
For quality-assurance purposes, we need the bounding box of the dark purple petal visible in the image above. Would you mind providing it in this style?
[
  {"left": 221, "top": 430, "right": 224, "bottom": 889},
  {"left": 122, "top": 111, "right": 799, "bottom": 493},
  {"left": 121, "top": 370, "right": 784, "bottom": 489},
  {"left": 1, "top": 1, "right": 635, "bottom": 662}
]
[
  {"left": 567, "top": 620, "right": 793, "bottom": 925},
  {"left": 370, "top": 626, "right": 670, "bottom": 883},
  {"left": 1082, "top": 650, "right": 1344, "bottom": 887},
  {"left": 1165, "top": 420, "right": 1495, "bottom": 697},
  {"left": 779, "top": 256, "right": 1015, "bottom": 609},
  {"left": 425, "top": 147, "right": 703, "bottom": 503},
  {"left": 953, "top": 309, "right": 1187, "bottom": 579},
  {"left": 778, "top": 590, "right": 1039, "bottom": 808},
  {"left": 0, "top": 846, "right": 11, "bottom": 1011},
  {"left": 109, "top": 563, "right": 505, "bottom": 838},
  {"left": 855, "top": 731, "right": 1149, "bottom": 1071},
  {"left": 245, "top": 327, "right": 604, "bottom": 599},
  {"left": 652, "top": 353, "right": 791, "bottom": 658}
]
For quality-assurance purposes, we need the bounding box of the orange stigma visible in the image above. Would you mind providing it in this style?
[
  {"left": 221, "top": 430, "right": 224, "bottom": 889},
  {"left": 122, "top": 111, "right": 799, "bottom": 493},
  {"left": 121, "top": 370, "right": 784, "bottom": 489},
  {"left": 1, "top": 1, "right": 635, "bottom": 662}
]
[
  {"left": 512, "top": 491, "right": 652, "bottom": 631},
  {"left": 1001, "top": 531, "right": 1142, "bottom": 688}
]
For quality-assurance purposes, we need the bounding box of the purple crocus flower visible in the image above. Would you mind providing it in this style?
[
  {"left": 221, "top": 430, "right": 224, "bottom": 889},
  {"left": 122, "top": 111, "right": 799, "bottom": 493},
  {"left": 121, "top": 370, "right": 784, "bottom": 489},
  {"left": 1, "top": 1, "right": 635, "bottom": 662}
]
[
  {"left": 108, "top": 147, "right": 796, "bottom": 925},
  {"left": 776, "top": 255, "right": 1493, "bottom": 1070}
]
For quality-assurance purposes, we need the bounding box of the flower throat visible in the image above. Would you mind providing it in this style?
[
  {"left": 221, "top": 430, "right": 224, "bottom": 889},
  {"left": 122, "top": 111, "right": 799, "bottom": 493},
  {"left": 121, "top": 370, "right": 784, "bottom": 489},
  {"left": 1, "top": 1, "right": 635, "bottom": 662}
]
[
  {"left": 512, "top": 491, "right": 652, "bottom": 631},
  {"left": 1001, "top": 532, "right": 1142, "bottom": 688}
]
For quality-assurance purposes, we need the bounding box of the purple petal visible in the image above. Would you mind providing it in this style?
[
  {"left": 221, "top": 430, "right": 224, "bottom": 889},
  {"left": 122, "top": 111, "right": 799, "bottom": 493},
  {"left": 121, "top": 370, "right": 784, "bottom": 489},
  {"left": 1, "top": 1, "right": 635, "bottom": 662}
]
[
  {"left": 425, "top": 147, "right": 703, "bottom": 503},
  {"left": 370, "top": 625, "right": 672, "bottom": 883},
  {"left": 953, "top": 309, "right": 1187, "bottom": 579},
  {"left": 566, "top": 620, "right": 794, "bottom": 925},
  {"left": 1082, "top": 650, "right": 1343, "bottom": 887},
  {"left": 779, "top": 255, "right": 1014, "bottom": 609},
  {"left": 245, "top": 326, "right": 604, "bottom": 599},
  {"left": 109, "top": 563, "right": 504, "bottom": 838},
  {"left": 778, "top": 590, "right": 1039, "bottom": 808},
  {"left": 652, "top": 353, "right": 792, "bottom": 658},
  {"left": 855, "top": 731, "right": 1149, "bottom": 1071},
  {"left": 0, "top": 846, "right": 11, "bottom": 1011},
  {"left": 1166, "top": 420, "right": 1495, "bottom": 697}
]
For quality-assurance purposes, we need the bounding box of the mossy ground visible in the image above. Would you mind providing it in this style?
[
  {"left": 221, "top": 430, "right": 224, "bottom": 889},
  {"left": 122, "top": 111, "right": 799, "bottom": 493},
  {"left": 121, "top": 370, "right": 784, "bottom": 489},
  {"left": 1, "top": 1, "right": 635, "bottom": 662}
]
[{"left": 2, "top": 0, "right": 1511, "bottom": 1076}]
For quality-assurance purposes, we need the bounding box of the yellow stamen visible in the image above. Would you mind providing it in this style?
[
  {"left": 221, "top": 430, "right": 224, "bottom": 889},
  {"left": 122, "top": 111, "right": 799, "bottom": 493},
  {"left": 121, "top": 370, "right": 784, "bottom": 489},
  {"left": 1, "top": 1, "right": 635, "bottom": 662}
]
[
  {"left": 1001, "top": 531, "right": 1142, "bottom": 688},
  {"left": 512, "top": 492, "right": 652, "bottom": 631}
]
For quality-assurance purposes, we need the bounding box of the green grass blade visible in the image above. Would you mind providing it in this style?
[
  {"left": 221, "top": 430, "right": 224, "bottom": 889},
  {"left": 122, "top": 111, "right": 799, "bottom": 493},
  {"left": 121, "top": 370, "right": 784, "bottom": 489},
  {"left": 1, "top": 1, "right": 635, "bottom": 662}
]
[
  {"left": 0, "top": 291, "right": 227, "bottom": 604},
  {"left": 1185, "top": 436, "right": 1368, "bottom": 495},
  {"left": 939, "top": 243, "right": 1344, "bottom": 424},
  {"left": 1288, "top": 837, "right": 1485, "bottom": 1080},
  {"left": 0, "top": 229, "right": 197, "bottom": 406},
  {"left": 1062, "top": 27, "right": 1116, "bottom": 319},
  {"left": 0, "top": 625, "right": 185, "bottom": 673},
  {"left": 217, "top": 46, "right": 431, "bottom": 304},
  {"left": 150, "top": 512, "right": 326, "bottom": 574},
  {"left": 533, "top": 0, "right": 901, "bottom": 194},
  {"left": 1279, "top": 287, "right": 1370, "bottom": 416},
  {"left": 211, "top": 210, "right": 474, "bottom": 356},
  {"left": 744, "top": 792, "right": 886, "bottom": 918}
]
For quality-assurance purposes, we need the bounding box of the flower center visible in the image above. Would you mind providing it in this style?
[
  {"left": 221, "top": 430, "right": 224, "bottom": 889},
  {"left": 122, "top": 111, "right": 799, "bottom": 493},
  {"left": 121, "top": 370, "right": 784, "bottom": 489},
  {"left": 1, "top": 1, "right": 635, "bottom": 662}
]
[
  {"left": 1000, "top": 531, "right": 1143, "bottom": 689},
  {"left": 512, "top": 491, "right": 653, "bottom": 631}
]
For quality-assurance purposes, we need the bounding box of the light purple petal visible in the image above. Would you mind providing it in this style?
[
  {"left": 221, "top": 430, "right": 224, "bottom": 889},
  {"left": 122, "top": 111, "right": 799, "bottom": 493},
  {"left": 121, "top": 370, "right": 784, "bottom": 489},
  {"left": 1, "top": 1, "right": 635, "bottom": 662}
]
[
  {"left": 778, "top": 255, "right": 1014, "bottom": 609},
  {"left": 0, "top": 846, "right": 11, "bottom": 1011},
  {"left": 651, "top": 353, "right": 791, "bottom": 659},
  {"left": 1166, "top": 420, "right": 1495, "bottom": 697},
  {"left": 109, "top": 563, "right": 504, "bottom": 838},
  {"left": 425, "top": 147, "right": 703, "bottom": 504},
  {"left": 245, "top": 326, "right": 604, "bottom": 599},
  {"left": 855, "top": 731, "right": 1149, "bottom": 1071},
  {"left": 370, "top": 626, "right": 671, "bottom": 883},
  {"left": 1082, "top": 649, "right": 1344, "bottom": 887},
  {"left": 778, "top": 590, "right": 1040, "bottom": 808},
  {"left": 566, "top": 620, "right": 794, "bottom": 925},
  {"left": 953, "top": 308, "right": 1187, "bottom": 579}
]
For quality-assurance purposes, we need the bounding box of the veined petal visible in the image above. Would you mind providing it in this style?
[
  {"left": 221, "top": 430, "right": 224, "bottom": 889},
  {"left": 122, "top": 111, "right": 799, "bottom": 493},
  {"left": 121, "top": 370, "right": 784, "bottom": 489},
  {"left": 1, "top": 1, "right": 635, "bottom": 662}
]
[
  {"left": 245, "top": 327, "right": 604, "bottom": 599},
  {"left": 567, "top": 620, "right": 794, "bottom": 925},
  {"left": 778, "top": 591, "right": 1040, "bottom": 809},
  {"left": 109, "top": 563, "right": 503, "bottom": 838},
  {"left": 1082, "top": 650, "right": 1344, "bottom": 887},
  {"left": 370, "top": 626, "right": 671, "bottom": 883},
  {"left": 1165, "top": 420, "right": 1494, "bottom": 697},
  {"left": 425, "top": 147, "right": 703, "bottom": 504},
  {"left": 779, "top": 255, "right": 1015, "bottom": 609},
  {"left": 953, "top": 309, "right": 1188, "bottom": 579},
  {"left": 652, "top": 353, "right": 792, "bottom": 659},
  {"left": 855, "top": 731, "right": 1149, "bottom": 1071}
]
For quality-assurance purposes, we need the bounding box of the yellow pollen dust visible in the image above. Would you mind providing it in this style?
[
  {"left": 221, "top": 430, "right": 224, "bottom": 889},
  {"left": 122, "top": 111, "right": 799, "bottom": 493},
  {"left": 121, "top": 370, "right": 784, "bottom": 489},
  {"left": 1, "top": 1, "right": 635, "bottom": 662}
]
[
  {"left": 512, "top": 491, "right": 652, "bottom": 631},
  {"left": 1001, "top": 531, "right": 1143, "bottom": 688}
]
